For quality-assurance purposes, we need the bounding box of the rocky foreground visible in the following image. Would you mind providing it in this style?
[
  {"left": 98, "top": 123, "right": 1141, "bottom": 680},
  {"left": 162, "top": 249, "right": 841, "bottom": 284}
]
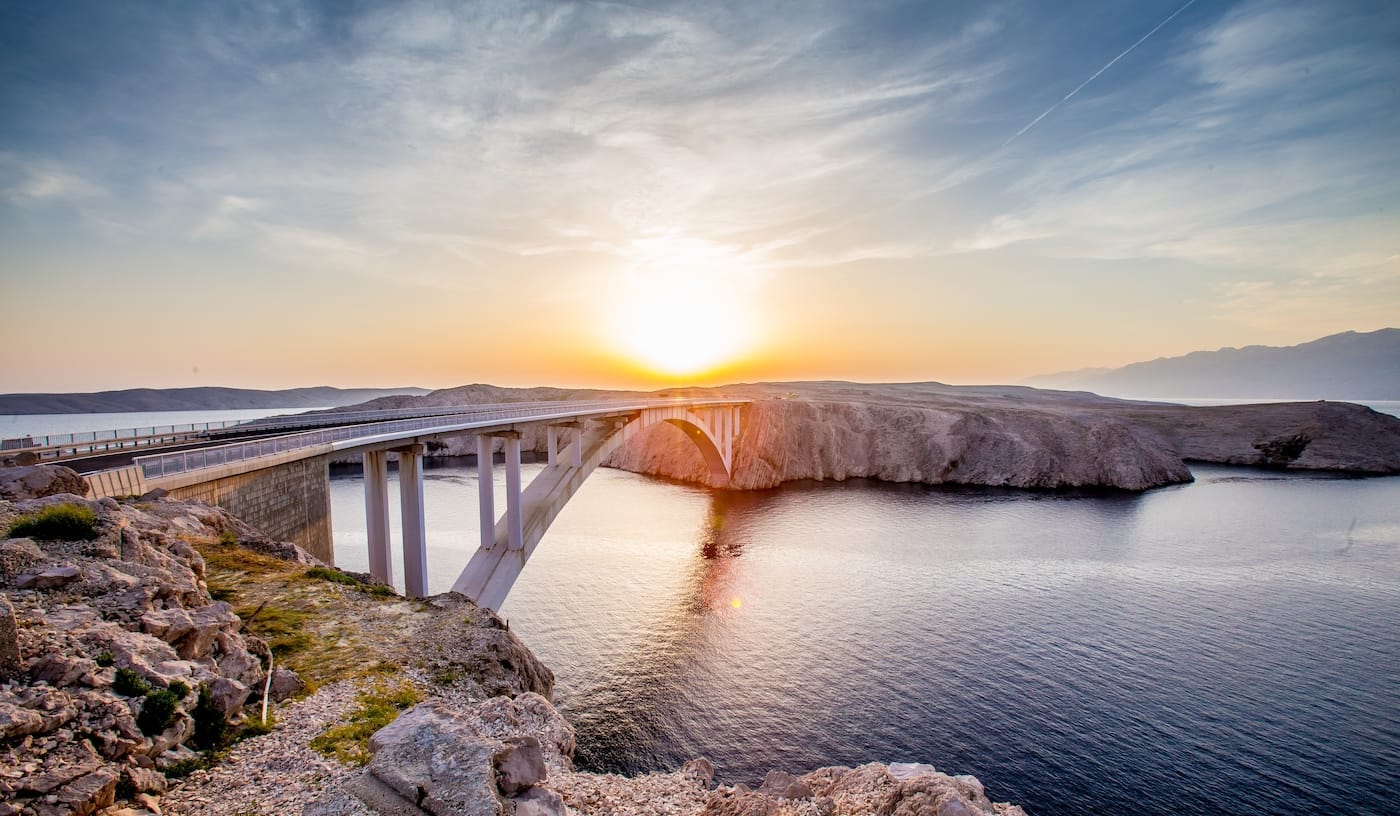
[
  {"left": 2, "top": 469, "right": 1026, "bottom": 815},
  {"left": 344, "top": 381, "right": 1400, "bottom": 491}
]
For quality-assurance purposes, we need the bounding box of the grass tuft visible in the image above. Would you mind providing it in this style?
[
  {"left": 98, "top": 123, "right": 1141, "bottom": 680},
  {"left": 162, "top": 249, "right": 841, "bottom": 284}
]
[
  {"left": 6, "top": 502, "right": 99, "bottom": 541},
  {"left": 309, "top": 679, "right": 421, "bottom": 766}
]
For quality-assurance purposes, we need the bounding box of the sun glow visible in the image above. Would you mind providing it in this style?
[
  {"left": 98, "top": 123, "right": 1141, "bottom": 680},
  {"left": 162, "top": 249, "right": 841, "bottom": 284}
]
[{"left": 610, "top": 235, "right": 759, "bottom": 378}]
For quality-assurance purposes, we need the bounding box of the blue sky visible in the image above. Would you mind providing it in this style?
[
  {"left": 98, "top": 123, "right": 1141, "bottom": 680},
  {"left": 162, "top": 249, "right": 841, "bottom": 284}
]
[{"left": 1, "top": 0, "right": 1397, "bottom": 390}]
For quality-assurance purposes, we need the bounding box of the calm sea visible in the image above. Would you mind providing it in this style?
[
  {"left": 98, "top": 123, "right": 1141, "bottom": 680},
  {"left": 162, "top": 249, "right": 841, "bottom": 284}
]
[{"left": 326, "top": 462, "right": 1399, "bottom": 816}]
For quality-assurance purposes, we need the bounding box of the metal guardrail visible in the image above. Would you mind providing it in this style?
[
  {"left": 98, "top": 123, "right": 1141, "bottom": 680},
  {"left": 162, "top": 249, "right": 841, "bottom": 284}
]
[
  {"left": 2, "top": 421, "right": 249, "bottom": 452},
  {"left": 134, "top": 399, "right": 745, "bottom": 481},
  {"left": 207, "top": 400, "right": 644, "bottom": 437},
  {"left": 2, "top": 400, "right": 674, "bottom": 460}
]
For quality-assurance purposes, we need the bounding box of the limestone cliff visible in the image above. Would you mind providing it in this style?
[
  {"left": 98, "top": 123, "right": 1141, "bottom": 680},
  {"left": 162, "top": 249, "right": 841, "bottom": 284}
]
[
  {"left": 607, "top": 396, "right": 1194, "bottom": 491},
  {"left": 602, "top": 383, "right": 1400, "bottom": 491}
]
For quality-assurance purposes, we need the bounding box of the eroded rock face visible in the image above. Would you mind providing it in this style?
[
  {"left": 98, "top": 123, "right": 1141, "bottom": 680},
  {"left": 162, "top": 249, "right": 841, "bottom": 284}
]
[
  {"left": 405, "top": 594, "right": 556, "bottom": 702},
  {"left": 609, "top": 396, "right": 1194, "bottom": 492},
  {"left": 606, "top": 383, "right": 1400, "bottom": 492},
  {"left": 0, "top": 491, "right": 308, "bottom": 815}
]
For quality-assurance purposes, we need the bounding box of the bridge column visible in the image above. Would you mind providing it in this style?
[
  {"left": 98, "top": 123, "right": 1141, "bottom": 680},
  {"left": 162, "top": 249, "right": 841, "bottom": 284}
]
[
  {"left": 477, "top": 435, "right": 495, "bottom": 550},
  {"left": 503, "top": 434, "right": 524, "bottom": 551},
  {"left": 728, "top": 406, "right": 739, "bottom": 461},
  {"left": 363, "top": 450, "right": 393, "bottom": 585},
  {"left": 549, "top": 422, "right": 584, "bottom": 469},
  {"left": 397, "top": 445, "right": 428, "bottom": 598}
]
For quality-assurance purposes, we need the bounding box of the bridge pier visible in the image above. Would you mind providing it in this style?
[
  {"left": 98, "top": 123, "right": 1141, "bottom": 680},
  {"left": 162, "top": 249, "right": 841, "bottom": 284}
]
[
  {"left": 498, "top": 433, "right": 525, "bottom": 551},
  {"left": 397, "top": 445, "right": 429, "bottom": 598},
  {"left": 477, "top": 435, "right": 495, "bottom": 551},
  {"left": 363, "top": 450, "right": 393, "bottom": 586}
]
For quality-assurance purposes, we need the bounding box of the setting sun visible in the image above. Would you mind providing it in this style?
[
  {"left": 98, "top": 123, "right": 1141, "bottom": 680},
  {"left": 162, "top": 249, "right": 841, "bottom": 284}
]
[{"left": 610, "top": 235, "right": 758, "bottom": 377}]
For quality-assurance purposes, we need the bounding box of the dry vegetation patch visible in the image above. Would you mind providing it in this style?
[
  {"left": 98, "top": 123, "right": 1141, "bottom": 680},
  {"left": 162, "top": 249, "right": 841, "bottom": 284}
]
[{"left": 193, "top": 537, "right": 417, "bottom": 689}]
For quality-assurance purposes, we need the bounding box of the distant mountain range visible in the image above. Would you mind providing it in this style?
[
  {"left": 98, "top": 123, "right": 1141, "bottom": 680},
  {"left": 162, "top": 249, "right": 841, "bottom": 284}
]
[
  {"left": 0, "top": 386, "right": 431, "bottom": 415},
  {"left": 1023, "top": 329, "right": 1400, "bottom": 400}
]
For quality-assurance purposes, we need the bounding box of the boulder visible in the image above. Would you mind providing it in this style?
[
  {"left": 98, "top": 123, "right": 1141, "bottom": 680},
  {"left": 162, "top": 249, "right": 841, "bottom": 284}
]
[
  {"left": 267, "top": 666, "right": 304, "bottom": 701},
  {"left": 493, "top": 736, "right": 547, "bottom": 795},
  {"left": 367, "top": 701, "right": 506, "bottom": 816},
  {"left": 470, "top": 693, "right": 575, "bottom": 771},
  {"left": 0, "top": 465, "right": 89, "bottom": 500},
  {"left": 513, "top": 786, "right": 567, "bottom": 816},
  {"left": 55, "top": 767, "right": 119, "bottom": 816},
  {"left": 684, "top": 757, "right": 717, "bottom": 788},
  {"left": 208, "top": 676, "right": 251, "bottom": 719}
]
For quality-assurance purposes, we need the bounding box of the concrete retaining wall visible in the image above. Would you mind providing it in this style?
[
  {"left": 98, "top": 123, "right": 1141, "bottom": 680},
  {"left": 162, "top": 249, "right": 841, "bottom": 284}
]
[{"left": 167, "top": 454, "right": 334, "bottom": 562}]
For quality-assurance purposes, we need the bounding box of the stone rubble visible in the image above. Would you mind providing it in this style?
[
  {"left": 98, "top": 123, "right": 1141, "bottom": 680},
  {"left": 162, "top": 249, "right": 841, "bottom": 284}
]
[{"left": 1, "top": 476, "right": 303, "bottom": 816}]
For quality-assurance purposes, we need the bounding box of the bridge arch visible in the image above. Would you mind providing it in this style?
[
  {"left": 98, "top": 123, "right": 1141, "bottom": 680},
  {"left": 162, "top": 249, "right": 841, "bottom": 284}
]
[
  {"left": 661, "top": 416, "right": 729, "bottom": 484},
  {"left": 451, "top": 403, "right": 742, "bottom": 610}
]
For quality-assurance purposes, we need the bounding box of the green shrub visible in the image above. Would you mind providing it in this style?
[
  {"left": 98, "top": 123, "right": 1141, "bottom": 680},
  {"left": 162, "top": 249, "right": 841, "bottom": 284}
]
[
  {"left": 6, "top": 503, "right": 99, "bottom": 541},
  {"left": 167, "top": 680, "right": 190, "bottom": 698},
  {"left": 162, "top": 753, "right": 216, "bottom": 779},
  {"left": 305, "top": 566, "right": 395, "bottom": 597},
  {"left": 305, "top": 566, "right": 358, "bottom": 586},
  {"left": 217, "top": 531, "right": 238, "bottom": 546},
  {"left": 95, "top": 651, "right": 115, "bottom": 668},
  {"left": 239, "top": 710, "right": 276, "bottom": 739},
  {"left": 137, "top": 689, "right": 181, "bottom": 736},
  {"left": 113, "top": 668, "right": 151, "bottom": 697},
  {"left": 191, "top": 684, "right": 229, "bottom": 750}
]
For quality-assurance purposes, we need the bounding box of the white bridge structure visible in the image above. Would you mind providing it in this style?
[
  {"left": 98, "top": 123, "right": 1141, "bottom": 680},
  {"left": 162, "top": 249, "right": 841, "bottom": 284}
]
[{"left": 68, "top": 399, "right": 748, "bottom": 610}]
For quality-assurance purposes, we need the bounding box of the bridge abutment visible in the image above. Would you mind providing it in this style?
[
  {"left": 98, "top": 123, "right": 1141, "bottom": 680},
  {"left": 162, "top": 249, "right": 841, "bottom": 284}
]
[{"left": 168, "top": 454, "right": 334, "bottom": 562}]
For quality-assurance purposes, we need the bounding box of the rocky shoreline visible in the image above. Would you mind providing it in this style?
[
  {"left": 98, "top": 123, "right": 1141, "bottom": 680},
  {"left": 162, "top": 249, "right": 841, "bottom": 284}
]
[{"left": 2, "top": 467, "right": 1028, "bottom": 815}]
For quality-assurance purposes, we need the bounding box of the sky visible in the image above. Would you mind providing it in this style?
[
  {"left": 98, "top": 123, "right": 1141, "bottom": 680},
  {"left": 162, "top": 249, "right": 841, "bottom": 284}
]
[{"left": 1, "top": 0, "right": 1397, "bottom": 392}]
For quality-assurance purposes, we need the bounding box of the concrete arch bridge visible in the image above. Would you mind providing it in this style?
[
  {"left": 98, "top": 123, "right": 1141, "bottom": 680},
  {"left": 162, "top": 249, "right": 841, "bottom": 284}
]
[{"left": 81, "top": 399, "right": 747, "bottom": 610}]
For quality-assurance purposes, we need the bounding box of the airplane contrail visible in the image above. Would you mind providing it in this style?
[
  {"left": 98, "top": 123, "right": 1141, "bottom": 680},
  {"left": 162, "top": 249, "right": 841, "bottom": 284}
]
[{"left": 1003, "top": 0, "right": 1198, "bottom": 147}]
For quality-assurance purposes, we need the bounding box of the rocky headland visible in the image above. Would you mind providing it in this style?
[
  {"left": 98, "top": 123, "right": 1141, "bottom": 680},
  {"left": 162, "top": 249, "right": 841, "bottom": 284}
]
[
  {"left": 338, "top": 381, "right": 1400, "bottom": 491},
  {"left": 2, "top": 467, "right": 1028, "bottom": 816}
]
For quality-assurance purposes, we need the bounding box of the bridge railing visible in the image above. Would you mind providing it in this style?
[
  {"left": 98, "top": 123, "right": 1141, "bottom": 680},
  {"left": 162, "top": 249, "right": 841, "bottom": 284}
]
[
  {"left": 2, "top": 421, "right": 248, "bottom": 452},
  {"left": 3, "top": 399, "right": 671, "bottom": 460},
  {"left": 206, "top": 400, "right": 649, "bottom": 437},
  {"left": 134, "top": 399, "right": 743, "bottom": 480}
]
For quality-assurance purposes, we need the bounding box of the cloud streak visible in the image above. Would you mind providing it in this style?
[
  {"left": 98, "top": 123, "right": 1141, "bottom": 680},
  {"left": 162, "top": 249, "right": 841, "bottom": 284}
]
[{"left": 1003, "top": 0, "right": 1199, "bottom": 146}]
